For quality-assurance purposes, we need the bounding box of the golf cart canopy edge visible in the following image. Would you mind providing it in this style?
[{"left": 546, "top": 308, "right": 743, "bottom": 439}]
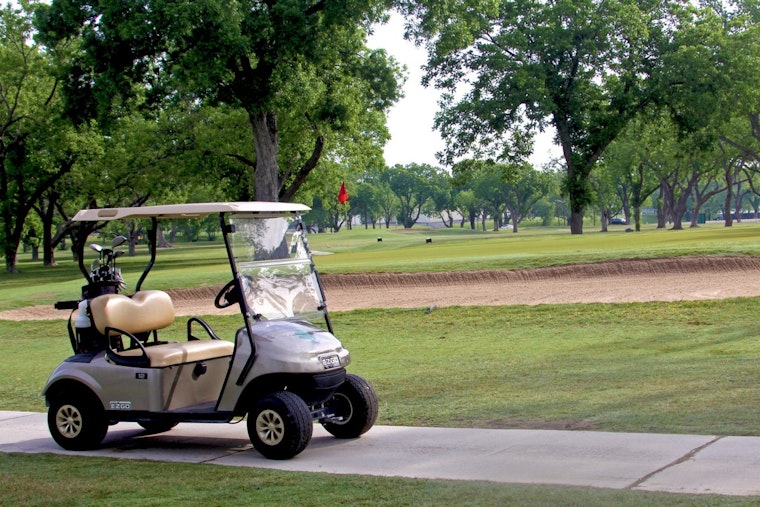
[{"left": 72, "top": 202, "right": 311, "bottom": 222}]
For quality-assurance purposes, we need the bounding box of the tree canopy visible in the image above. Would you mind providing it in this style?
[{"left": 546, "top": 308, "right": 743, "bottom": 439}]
[
  {"left": 398, "top": 0, "right": 743, "bottom": 233},
  {"left": 35, "top": 0, "right": 403, "bottom": 202},
  {"left": 0, "top": 2, "right": 76, "bottom": 271}
]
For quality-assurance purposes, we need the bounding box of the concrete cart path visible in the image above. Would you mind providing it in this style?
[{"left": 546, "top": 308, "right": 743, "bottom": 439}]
[{"left": 2, "top": 411, "right": 759, "bottom": 496}]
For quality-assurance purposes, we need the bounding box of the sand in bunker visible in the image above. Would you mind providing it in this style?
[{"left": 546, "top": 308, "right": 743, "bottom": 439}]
[
  {"left": 2, "top": 256, "right": 760, "bottom": 321},
  {"left": 322, "top": 255, "right": 760, "bottom": 310}
]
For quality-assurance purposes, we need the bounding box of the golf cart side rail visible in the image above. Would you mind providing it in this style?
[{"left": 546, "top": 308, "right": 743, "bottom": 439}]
[{"left": 72, "top": 202, "right": 311, "bottom": 222}]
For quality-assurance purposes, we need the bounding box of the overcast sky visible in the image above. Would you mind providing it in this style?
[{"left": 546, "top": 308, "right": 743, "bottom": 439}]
[{"left": 367, "top": 14, "right": 561, "bottom": 170}]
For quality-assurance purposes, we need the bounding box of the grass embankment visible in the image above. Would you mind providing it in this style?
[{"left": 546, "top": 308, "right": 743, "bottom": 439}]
[{"left": 4, "top": 301, "right": 759, "bottom": 435}]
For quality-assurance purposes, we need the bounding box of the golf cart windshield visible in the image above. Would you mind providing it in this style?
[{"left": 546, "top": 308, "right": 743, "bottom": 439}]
[{"left": 229, "top": 214, "right": 326, "bottom": 325}]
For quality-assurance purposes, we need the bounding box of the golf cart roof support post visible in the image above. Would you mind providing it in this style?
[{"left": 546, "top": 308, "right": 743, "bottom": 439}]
[
  {"left": 72, "top": 223, "right": 92, "bottom": 284},
  {"left": 135, "top": 217, "right": 158, "bottom": 292},
  {"left": 219, "top": 212, "right": 257, "bottom": 387}
]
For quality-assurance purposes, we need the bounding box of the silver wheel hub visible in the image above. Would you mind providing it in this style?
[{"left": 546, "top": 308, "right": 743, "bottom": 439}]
[
  {"left": 256, "top": 409, "right": 285, "bottom": 445},
  {"left": 56, "top": 404, "right": 83, "bottom": 438},
  {"left": 331, "top": 393, "right": 353, "bottom": 425}
]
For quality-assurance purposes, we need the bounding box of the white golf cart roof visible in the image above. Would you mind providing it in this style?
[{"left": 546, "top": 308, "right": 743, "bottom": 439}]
[{"left": 72, "top": 202, "right": 311, "bottom": 222}]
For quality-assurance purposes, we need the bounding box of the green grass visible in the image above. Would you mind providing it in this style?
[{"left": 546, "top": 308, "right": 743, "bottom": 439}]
[
  {"left": 312, "top": 221, "right": 760, "bottom": 273},
  {"left": 3, "top": 453, "right": 750, "bottom": 507},
  {"left": 4, "top": 301, "right": 760, "bottom": 436},
  {"left": 4, "top": 223, "right": 760, "bottom": 503},
  {"left": 340, "top": 302, "right": 760, "bottom": 435}
]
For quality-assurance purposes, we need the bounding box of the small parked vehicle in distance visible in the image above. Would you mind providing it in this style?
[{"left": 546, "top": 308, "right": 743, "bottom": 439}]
[
  {"left": 44, "top": 202, "right": 378, "bottom": 459},
  {"left": 609, "top": 217, "right": 627, "bottom": 225}
]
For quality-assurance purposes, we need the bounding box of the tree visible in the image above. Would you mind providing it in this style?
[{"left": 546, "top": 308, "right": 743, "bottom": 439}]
[
  {"left": 688, "top": 154, "right": 726, "bottom": 228},
  {"left": 352, "top": 167, "right": 392, "bottom": 229},
  {"left": 603, "top": 119, "right": 660, "bottom": 231},
  {"left": 0, "top": 3, "right": 76, "bottom": 272},
  {"left": 400, "top": 0, "right": 735, "bottom": 234},
  {"left": 453, "top": 189, "right": 482, "bottom": 230},
  {"left": 471, "top": 168, "right": 509, "bottom": 232},
  {"left": 375, "top": 180, "right": 399, "bottom": 228},
  {"left": 385, "top": 163, "right": 446, "bottom": 228},
  {"left": 35, "top": 0, "right": 402, "bottom": 202},
  {"left": 504, "top": 164, "right": 553, "bottom": 233}
]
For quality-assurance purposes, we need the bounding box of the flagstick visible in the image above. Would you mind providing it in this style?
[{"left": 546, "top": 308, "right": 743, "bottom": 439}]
[
  {"left": 344, "top": 202, "right": 351, "bottom": 254},
  {"left": 337, "top": 181, "right": 350, "bottom": 254}
]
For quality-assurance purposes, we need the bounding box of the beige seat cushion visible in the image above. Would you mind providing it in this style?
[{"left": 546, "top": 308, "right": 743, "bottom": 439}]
[
  {"left": 89, "top": 290, "right": 175, "bottom": 336},
  {"left": 117, "top": 340, "right": 235, "bottom": 367}
]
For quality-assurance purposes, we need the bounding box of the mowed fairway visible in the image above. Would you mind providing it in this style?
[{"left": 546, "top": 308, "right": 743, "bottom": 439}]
[{"left": 310, "top": 222, "right": 760, "bottom": 273}]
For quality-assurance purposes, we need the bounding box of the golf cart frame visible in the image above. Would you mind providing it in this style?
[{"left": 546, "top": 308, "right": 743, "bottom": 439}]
[{"left": 44, "top": 202, "right": 378, "bottom": 459}]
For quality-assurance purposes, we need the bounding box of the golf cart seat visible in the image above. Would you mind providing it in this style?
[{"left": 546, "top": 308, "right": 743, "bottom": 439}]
[
  {"left": 90, "top": 290, "right": 234, "bottom": 367},
  {"left": 90, "top": 290, "right": 175, "bottom": 337},
  {"left": 116, "top": 339, "right": 235, "bottom": 367}
]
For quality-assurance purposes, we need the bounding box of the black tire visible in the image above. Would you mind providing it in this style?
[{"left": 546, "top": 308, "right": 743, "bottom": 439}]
[
  {"left": 47, "top": 390, "right": 108, "bottom": 451},
  {"left": 138, "top": 420, "right": 178, "bottom": 434},
  {"left": 321, "top": 374, "right": 378, "bottom": 439},
  {"left": 247, "top": 391, "right": 313, "bottom": 460}
]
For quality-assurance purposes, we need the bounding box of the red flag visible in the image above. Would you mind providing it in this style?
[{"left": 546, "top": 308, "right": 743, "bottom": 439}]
[{"left": 338, "top": 181, "right": 349, "bottom": 204}]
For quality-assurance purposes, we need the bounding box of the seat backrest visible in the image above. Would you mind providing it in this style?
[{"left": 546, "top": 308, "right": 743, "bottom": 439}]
[{"left": 89, "top": 290, "right": 175, "bottom": 336}]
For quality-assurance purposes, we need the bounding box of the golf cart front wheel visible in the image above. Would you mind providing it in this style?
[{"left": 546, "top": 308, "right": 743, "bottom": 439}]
[
  {"left": 321, "top": 373, "right": 379, "bottom": 439},
  {"left": 47, "top": 393, "right": 108, "bottom": 451},
  {"left": 248, "top": 391, "right": 312, "bottom": 460}
]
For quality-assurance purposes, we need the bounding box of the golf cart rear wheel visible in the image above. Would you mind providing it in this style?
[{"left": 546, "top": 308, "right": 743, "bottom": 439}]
[
  {"left": 248, "top": 391, "right": 312, "bottom": 460},
  {"left": 321, "top": 374, "right": 378, "bottom": 439},
  {"left": 47, "top": 393, "right": 107, "bottom": 451}
]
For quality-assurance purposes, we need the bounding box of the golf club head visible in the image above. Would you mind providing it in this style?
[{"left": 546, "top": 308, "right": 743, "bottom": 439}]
[{"left": 112, "top": 235, "right": 128, "bottom": 248}]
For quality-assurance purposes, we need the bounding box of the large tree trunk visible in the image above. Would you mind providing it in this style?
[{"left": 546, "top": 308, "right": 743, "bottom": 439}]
[
  {"left": 569, "top": 210, "right": 584, "bottom": 234},
  {"left": 506, "top": 205, "right": 519, "bottom": 233},
  {"left": 40, "top": 192, "right": 60, "bottom": 267},
  {"left": 4, "top": 216, "right": 22, "bottom": 273},
  {"left": 689, "top": 204, "right": 699, "bottom": 228},
  {"left": 600, "top": 208, "right": 610, "bottom": 232},
  {"left": 562, "top": 156, "right": 587, "bottom": 235},
  {"left": 724, "top": 168, "right": 734, "bottom": 227},
  {"left": 633, "top": 206, "right": 642, "bottom": 231},
  {"left": 251, "top": 111, "right": 280, "bottom": 202},
  {"left": 557, "top": 119, "right": 591, "bottom": 235},
  {"left": 668, "top": 172, "right": 698, "bottom": 230}
]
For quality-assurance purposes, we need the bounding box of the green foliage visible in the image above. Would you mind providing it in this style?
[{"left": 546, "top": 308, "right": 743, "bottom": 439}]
[
  {"left": 384, "top": 163, "right": 449, "bottom": 228},
  {"left": 34, "top": 0, "right": 403, "bottom": 202},
  {"left": 0, "top": 2, "right": 75, "bottom": 271},
  {"left": 400, "top": 0, "right": 759, "bottom": 234}
]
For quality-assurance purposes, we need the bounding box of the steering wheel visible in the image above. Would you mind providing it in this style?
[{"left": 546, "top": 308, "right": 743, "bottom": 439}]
[{"left": 214, "top": 279, "right": 240, "bottom": 309}]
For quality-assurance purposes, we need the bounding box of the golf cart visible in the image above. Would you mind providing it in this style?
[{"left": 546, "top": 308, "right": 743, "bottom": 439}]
[{"left": 44, "top": 202, "right": 378, "bottom": 459}]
